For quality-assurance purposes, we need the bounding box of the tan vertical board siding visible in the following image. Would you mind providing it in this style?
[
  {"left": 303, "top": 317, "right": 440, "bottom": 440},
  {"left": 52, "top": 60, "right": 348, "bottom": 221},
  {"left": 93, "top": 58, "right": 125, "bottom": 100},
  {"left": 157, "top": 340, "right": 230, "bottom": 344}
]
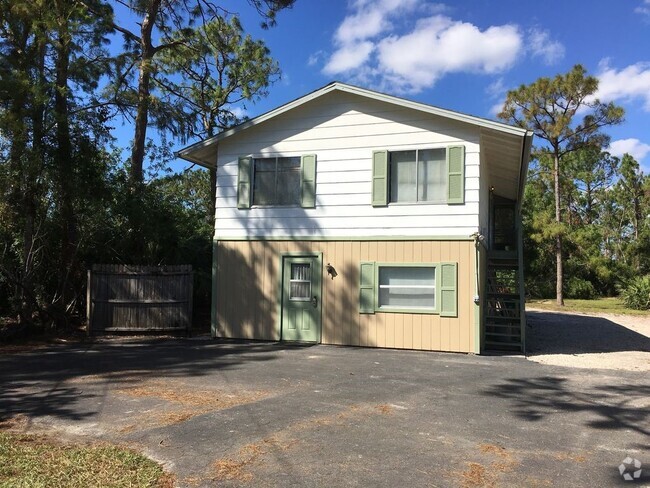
[
  {"left": 215, "top": 239, "right": 475, "bottom": 353},
  {"left": 411, "top": 242, "right": 423, "bottom": 348},
  {"left": 426, "top": 242, "right": 438, "bottom": 350}
]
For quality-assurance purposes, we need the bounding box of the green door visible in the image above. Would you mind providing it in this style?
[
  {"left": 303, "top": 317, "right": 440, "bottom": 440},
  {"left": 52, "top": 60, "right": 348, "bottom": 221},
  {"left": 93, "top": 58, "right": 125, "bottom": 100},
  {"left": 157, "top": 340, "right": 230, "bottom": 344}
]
[{"left": 281, "top": 256, "right": 322, "bottom": 342}]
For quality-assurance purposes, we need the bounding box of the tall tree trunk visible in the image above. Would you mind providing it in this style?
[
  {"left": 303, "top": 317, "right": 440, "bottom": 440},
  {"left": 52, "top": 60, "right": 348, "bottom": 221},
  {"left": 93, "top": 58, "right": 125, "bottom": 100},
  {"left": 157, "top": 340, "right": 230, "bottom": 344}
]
[
  {"left": 21, "top": 26, "right": 48, "bottom": 321},
  {"left": 130, "top": 0, "right": 162, "bottom": 186},
  {"left": 554, "top": 151, "right": 564, "bottom": 306},
  {"left": 54, "top": 6, "right": 77, "bottom": 313},
  {"left": 204, "top": 122, "right": 217, "bottom": 233}
]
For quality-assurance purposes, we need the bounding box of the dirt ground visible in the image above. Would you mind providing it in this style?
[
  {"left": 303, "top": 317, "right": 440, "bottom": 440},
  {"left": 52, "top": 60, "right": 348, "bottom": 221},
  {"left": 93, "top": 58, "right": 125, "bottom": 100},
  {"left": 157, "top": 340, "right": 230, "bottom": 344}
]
[{"left": 526, "top": 309, "right": 650, "bottom": 372}]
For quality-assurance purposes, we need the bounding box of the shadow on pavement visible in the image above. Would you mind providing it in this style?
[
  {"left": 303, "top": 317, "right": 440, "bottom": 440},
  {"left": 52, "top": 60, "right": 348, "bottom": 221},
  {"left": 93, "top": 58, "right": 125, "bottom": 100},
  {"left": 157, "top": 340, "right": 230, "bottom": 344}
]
[
  {"left": 526, "top": 311, "right": 650, "bottom": 355},
  {"left": 482, "top": 375, "right": 650, "bottom": 449},
  {"left": 0, "top": 339, "right": 314, "bottom": 423}
]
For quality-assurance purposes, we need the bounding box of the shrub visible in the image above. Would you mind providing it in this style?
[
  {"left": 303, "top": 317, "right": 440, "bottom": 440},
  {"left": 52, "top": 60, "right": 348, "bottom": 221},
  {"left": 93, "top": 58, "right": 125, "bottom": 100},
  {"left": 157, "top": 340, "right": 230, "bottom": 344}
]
[
  {"left": 621, "top": 275, "right": 650, "bottom": 310},
  {"left": 565, "top": 277, "right": 597, "bottom": 299}
]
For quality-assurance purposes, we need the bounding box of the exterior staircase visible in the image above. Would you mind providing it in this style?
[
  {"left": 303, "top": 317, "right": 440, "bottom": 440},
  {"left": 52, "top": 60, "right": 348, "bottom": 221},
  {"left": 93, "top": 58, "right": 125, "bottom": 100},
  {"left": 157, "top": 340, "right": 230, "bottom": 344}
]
[{"left": 484, "top": 252, "right": 524, "bottom": 352}]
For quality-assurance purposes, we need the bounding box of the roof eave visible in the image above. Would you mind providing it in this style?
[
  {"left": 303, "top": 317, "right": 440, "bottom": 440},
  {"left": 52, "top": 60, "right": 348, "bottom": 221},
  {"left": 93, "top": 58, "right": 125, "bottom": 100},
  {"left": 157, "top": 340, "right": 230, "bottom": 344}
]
[{"left": 176, "top": 81, "right": 530, "bottom": 166}]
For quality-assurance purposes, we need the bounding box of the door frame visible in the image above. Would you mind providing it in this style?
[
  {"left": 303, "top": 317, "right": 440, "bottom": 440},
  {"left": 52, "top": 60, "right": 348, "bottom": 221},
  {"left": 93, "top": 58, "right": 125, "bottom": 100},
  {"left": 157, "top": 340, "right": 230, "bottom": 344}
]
[{"left": 277, "top": 251, "right": 323, "bottom": 342}]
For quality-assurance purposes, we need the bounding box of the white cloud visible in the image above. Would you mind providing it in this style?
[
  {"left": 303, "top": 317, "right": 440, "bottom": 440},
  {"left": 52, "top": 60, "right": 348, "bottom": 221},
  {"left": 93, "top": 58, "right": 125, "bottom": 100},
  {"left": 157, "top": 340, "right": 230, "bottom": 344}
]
[
  {"left": 323, "top": 41, "right": 375, "bottom": 75},
  {"left": 484, "top": 78, "right": 508, "bottom": 116},
  {"left": 635, "top": 0, "right": 650, "bottom": 17},
  {"left": 307, "top": 50, "right": 325, "bottom": 67},
  {"left": 485, "top": 78, "right": 506, "bottom": 98},
  {"left": 229, "top": 106, "right": 248, "bottom": 119},
  {"left": 323, "top": 2, "right": 523, "bottom": 94},
  {"left": 593, "top": 60, "right": 650, "bottom": 111},
  {"left": 609, "top": 138, "right": 650, "bottom": 162},
  {"left": 376, "top": 17, "right": 521, "bottom": 92},
  {"left": 489, "top": 100, "right": 506, "bottom": 117},
  {"left": 527, "top": 28, "right": 565, "bottom": 65}
]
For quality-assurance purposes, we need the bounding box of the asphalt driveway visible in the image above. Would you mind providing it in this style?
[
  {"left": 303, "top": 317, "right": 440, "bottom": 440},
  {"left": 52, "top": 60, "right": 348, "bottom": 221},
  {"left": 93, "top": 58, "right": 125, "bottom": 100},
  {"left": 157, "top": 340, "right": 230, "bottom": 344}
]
[{"left": 1, "top": 336, "right": 648, "bottom": 487}]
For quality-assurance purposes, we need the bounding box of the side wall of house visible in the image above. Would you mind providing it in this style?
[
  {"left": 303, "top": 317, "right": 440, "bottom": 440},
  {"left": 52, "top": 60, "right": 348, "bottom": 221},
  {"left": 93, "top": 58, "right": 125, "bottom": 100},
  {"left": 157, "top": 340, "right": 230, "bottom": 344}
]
[
  {"left": 215, "top": 239, "right": 476, "bottom": 353},
  {"left": 214, "top": 90, "right": 481, "bottom": 239}
]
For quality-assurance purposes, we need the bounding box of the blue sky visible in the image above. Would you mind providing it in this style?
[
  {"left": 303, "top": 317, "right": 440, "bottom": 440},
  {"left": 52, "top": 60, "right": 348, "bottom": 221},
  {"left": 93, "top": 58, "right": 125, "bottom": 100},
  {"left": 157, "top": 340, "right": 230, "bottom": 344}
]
[{"left": 140, "top": 0, "right": 650, "bottom": 172}]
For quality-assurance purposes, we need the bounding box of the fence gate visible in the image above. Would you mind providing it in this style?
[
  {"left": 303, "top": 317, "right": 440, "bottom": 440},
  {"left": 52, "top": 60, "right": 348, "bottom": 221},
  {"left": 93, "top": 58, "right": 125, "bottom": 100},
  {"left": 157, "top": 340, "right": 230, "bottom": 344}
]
[{"left": 87, "top": 264, "right": 193, "bottom": 334}]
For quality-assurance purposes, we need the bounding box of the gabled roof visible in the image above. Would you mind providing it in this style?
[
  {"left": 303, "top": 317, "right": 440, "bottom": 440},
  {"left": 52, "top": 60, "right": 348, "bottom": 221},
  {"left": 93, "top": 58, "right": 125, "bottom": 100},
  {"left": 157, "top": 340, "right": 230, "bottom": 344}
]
[{"left": 176, "top": 81, "right": 532, "bottom": 168}]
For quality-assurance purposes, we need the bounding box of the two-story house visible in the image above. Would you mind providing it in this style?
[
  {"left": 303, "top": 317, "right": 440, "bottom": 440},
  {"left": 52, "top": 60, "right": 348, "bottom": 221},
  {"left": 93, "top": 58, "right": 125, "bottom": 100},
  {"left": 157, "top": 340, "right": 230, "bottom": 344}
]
[{"left": 177, "top": 82, "right": 533, "bottom": 353}]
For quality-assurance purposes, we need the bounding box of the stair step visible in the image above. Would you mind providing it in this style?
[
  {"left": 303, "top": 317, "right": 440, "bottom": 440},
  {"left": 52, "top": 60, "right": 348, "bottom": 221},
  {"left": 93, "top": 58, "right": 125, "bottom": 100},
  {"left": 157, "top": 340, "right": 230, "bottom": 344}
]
[
  {"left": 487, "top": 293, "right": 520, "bottom": 299},
  {"left": 485, "top": 332, "right": 521, "bottom": 338},
  {"left": 484, "top": 341, "right": 522, "bottom": 351}
]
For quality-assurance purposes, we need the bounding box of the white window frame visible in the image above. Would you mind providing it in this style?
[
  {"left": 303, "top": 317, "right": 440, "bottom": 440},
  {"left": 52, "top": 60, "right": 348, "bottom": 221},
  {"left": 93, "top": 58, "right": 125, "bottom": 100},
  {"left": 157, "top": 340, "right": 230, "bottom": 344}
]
[
  {"left": 388, "top": 147, "right": 447, "bottom": 204},
  {"left": 375, "top": 263, "right": 440, "bottom": 314}
]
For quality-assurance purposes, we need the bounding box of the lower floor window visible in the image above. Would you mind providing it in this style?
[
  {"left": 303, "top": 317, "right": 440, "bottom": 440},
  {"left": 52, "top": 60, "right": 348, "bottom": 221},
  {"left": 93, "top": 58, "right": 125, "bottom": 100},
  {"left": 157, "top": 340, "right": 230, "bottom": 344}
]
[{"left": 378, "top": 266, "right": 436, "bottom": 310}]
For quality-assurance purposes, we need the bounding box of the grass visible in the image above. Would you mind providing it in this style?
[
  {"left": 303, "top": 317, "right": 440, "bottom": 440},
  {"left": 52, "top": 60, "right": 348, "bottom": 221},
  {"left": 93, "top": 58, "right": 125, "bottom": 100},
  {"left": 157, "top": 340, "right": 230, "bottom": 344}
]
[
  {"left": 527, "top": 297, "right": 650, "bottom": 316},
  {"left": 0, "top": 432, "right": 173, "bottom": 488}
]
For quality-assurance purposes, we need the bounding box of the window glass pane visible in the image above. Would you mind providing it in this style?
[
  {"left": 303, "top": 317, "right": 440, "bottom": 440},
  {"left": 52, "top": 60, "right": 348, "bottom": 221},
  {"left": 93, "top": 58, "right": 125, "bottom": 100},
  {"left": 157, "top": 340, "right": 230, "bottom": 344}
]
[
  {"left": 418, "top": 149, "right": 446, "bottom": 202},
  {"left": 378, "top": 266, "right": 436, "bottom": 309},
  {"left": 277, "top": 156, "right": 301, "bottom": 170},
  {"left": 390, "top": 151, "right": 417, "bottom": 202},
  {"left": 253, "top": 157, "right": 301, "bottom": 206},
  {"left": 380, "top": 267, "right": 435, "bottom": 286},
  {"left": 290, "top": 263, "right": 311, "bottom": 300},
  {"left": 253, "top": 158, "right": 276, "bottom": 205},
  {"left": 379, "top": 287, "right": 435, "bottom": 308},
  {"left": 291, "top": 263, "right": 311, "bottom": 281},
  {"left": 277, "top": 165, "right": 301, "bottom": 205}
]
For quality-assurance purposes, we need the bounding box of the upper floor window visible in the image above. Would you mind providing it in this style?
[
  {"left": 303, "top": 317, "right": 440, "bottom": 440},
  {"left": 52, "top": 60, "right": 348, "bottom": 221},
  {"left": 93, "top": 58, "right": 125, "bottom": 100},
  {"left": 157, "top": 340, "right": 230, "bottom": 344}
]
[
  {"left": 252, "top": 156, "right": 301, "bottom": 206},
  {"left": 371, "top": 146, "right": 465, "bottom": 207},
  {"left": 237, "top": 154, "right": 317, "bottom": 209},
  {"left": 389, "top": 148, "right": 446, "bottom": 203}
]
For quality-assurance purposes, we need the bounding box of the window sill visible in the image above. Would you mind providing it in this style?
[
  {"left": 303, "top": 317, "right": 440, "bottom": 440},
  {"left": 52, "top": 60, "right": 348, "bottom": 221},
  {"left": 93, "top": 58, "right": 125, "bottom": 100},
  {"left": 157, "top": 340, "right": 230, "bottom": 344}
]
[
  {"left": 251, "top": 204, "right": 302, "bottom": 209},
  {"left": 388, "top": 201, "right": 448, "bottom": 206},
  {"left": 375, "top": 306, "right": 439, "bottom": 315}
]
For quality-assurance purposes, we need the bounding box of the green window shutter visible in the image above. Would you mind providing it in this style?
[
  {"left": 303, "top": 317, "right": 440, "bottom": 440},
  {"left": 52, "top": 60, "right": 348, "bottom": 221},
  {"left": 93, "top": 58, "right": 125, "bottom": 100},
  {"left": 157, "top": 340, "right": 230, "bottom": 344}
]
[
  {"left": 237, "top": 156, "right": 252, "bottom": 209},
  {"left": 301, "top": 154, "right": 317, "bottom": 208},
  {"left": 439, "top": 262, "right": 458, "bottom": 317},
  {"left": 359, "top": 261, "right": 376, "bottom": 314},
  {"left": 447, "top": 145, "right": 465, "bottom": 204},
  {"left": 371, "top": 150, "right": 389, "bottom": 206}
]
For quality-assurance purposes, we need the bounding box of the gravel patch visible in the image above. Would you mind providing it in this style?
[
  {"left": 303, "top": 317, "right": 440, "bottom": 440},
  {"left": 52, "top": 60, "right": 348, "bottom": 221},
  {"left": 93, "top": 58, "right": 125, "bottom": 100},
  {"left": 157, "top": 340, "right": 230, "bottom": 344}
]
[{"left": 526, "top": 308, "right": 650, "bottom": 371}]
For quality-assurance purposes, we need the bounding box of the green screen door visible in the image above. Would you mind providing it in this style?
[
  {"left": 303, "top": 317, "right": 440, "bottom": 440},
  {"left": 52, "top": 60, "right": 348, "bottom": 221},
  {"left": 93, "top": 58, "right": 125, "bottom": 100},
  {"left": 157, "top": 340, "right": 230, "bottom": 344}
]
[{"left": 281, "top": 256, "right": 322, "bottom": 342}]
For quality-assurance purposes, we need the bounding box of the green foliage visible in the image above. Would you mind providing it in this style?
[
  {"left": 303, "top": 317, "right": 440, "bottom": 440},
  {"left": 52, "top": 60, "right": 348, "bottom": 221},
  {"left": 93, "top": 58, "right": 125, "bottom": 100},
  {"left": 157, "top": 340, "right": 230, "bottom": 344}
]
[
  {"left": 501, "top": 65, "right": 625, "bottom": 304},
  {"left": 565, "top": 278, "right": 597, "bottom": 300},
  {"left": 0, "top": 0, "right": 291, "bottom": 327},
  {"left": 621, "top": 276, "right": 650, "bottom": 310}
]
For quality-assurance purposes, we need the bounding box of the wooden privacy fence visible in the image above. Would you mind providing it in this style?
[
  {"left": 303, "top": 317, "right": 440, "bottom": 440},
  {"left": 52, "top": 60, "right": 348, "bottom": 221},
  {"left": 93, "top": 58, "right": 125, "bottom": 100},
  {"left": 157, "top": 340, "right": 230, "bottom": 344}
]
[{"left": 87, "top": 264, "right": 193, "bottom": 334}]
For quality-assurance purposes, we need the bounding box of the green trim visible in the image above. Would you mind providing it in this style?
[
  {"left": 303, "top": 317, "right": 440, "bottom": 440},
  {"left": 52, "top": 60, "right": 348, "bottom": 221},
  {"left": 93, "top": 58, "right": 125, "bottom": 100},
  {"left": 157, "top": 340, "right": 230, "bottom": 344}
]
[
  {"left": 211, "top": 241, "right": 218, "bottom": 338},
  {"left": 300, "top": 154, "right": 317, "bottom": 208},
  {"left": 237, "top": 156, "right": 252, "bottom": 209},
  {"left": 371, "top": 150, "right": 389, "bottom": 206},
  {"left": 373, "top": 262, "right": 442, "bottom": 315},
  {"left": 277, "top": 251, "right": 324, "bottom": 342},
  {"left": 439, "top": 262, "right": 458, "bottom": 317},
  {"left": 359, "top": 262, "right": 376, "bottom": 314},
  {"left": 517, "top": 211, "right": 526, "bottom": 353},
  {"left": 214, "top": 235, "right": 476, "bottom": 242},
  {"left": 473, "top": 242, "right": 483, "bottom": 354},
  {"left": 447, "top": 145, "right": 465, "bottom": 204}
]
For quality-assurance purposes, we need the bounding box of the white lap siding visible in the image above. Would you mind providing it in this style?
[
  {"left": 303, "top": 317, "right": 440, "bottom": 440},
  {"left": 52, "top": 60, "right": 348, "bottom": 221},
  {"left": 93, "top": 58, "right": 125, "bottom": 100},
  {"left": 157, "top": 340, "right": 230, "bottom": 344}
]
[{"left": 214, "top": 90, "right": 481, "bottom": 239}]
